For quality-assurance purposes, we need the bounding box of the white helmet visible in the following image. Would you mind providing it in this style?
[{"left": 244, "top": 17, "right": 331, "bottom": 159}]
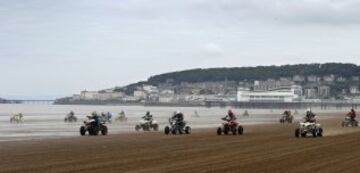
[{"left": 176, "top": 110, "right": 181, "bottom": 114}]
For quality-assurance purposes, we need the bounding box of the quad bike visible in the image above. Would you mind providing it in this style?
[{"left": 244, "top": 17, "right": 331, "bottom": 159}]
[
  {"left": 164, "top": 118, "right": 191, "bottom": 135},
  {"left": 100, "top": 113, "right": 112, "bottom": 124},
  {"left": 217, "top": 118, "right": 243, "bottom": 135},
  {"left": 342, "top": 117, "right": 358, "bottom": 127},
  {"left": 279, "top": 115, "right": 293, "bottom": 123},
  {"left": 64, "top": 114, "right": 77, "bottom": 122},
  {"left": 191, "top": 111, "right": 200, "bottom": 118},
  {"left": 295, "top": 120, "right": 323, "bottom": 138},
  {"left": 10, "top": 113, "right": 24, "bottom": 123},
  {"left": 135, "top": 119, "right": 159, "bottom": 131},
  {"left": 80, "top": 118, "right": 108, "bottom": 136},
  {"left": 116, "top": 113, "right": 127, "bottom": 122},
  {"left": 243, "top": 110, "right": 249, "bottom": 117}
]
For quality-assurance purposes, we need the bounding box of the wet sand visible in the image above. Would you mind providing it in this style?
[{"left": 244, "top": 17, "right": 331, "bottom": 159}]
[{"left": 1, "top": 115, "right": 360, "bottom": 173}]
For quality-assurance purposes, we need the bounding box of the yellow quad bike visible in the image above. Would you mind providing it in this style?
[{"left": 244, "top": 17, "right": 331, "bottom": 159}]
[{"left": 10, "top": 113, "right": 24, "bottom": 123}]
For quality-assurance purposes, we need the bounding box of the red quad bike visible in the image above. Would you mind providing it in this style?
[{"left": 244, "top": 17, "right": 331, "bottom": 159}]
[{"left": 217, "top": 118, "right": 244, "bottom": 135}]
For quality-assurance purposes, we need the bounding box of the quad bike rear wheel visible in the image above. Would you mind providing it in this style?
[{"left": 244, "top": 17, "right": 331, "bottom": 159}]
[
  {"left": 153, "top": 124, "right": 159, "bottom": 131},
  {"left": 164, "top": 126, "right": 170, "bottom": 135},
  {"left": 353, "top": 121, "right": 358, "bottom": 127},
  {"left": 295, "top": 128, "right": 300, "bottom": 138},
  {"left": 185, "top": 126, "right": 191, "bottom": 134},
  {"left": 238, "top": 126, "right": 244, "bottom": 135}
]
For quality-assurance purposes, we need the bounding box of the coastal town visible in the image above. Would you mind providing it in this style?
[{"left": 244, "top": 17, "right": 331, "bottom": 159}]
[{"left": 55, "top": 74, "right": 360, "bottom": 106}]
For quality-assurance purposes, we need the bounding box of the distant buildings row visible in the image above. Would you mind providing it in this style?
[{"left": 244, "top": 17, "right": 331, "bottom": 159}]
[
  {"left": 290, "top": 75, "right": 358, "bottom": 83},
  {"left": 63, "top": 77, "right": 360, "bottom": 104}
]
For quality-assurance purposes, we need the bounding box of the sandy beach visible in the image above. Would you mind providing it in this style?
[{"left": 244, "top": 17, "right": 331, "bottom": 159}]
[{"left": 1, "top": 113, "right": 360, "bottom": 173}]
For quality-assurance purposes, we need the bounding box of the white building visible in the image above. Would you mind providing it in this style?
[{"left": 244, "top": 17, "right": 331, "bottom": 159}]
[
  {"left": 352, "top": 76, "right": 360, "bottom": 81},
  {"left": 134, "top": 90, "right": 147, "bottom": 100},
  {"left": 305, "top": 89, "right": 317, "bottom": 99},
  {"left": 350, "top": 86, "right": 359, "bottom": 94},
  {"left": 307, "top": 75, "right": 321, "bottom": 82},
  {"left": 323, "top": 75, "right": 335, "bottom": 82},
  {"left": 143, "top": 85, "right": 158, "bottom": 93},
  {"left": 79, "top": 90, "right": 125, "bottom": 100},
  {"left": 293, "top": 75, "right": 305, "bottom": 82},
  {"left": 318, "top": 86, "right": 331, "bottom": 98},
  {"left": 237, "top": 85, "right": 301, "bottom": 102}
]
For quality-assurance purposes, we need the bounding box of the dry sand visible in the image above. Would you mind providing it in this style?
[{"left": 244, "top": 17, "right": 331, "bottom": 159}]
[{"left": 1, "top": 115, "right": 360, "bottom": 173}]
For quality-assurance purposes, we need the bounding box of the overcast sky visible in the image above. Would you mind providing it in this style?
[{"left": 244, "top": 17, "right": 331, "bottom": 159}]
[{"left": 1, "top": 0, "right": 360, "bottom": 99}]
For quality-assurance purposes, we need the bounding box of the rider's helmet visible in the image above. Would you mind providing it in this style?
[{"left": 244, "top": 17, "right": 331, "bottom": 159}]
[
  {"left": 228, "top": 109, "right": 235, "bottom": 119},
  {"left": 146, "top": 111, "right": 150, "bottom": 115},
  {"left": 91, "top": 111, "right": 98, "bottom": 117},
  {"left": 176, "top": 110, "right": 181, "bottom": 115}
]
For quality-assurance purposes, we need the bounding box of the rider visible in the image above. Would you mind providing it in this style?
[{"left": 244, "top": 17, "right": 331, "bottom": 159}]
[
  {"left": 172, "top": 110, "right": 185, "bottom": 127},
  {"left": 222, "top": 109, "right": 237, "bottom": 122},
  {"left": 347, "top": 108, "right": 357, "bottom": 122},
  {"left": 90, "top": 111, "right": 101, "bottom": 127},
  {"left": 69, "top": 111, "right": 75, "bottom": 117},
  {"left": 283, "top": 110, "right": 291, "bottom": 118},
  {"left": 106, "top": 112, "right": 112, "bottom": 121},
  {"left": 304, "top": 109, "right": 316, "bottom": 123},
  {"left": 142, "top": 111, "right": 153, "bottom": 122},
  {"left": 119, "top": 110, "right": 126, "bottom": 117}
]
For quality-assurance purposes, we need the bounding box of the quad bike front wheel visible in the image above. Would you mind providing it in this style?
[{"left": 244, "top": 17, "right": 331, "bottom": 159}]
[
  {"left": 80, "top": 126, "right": 86, "bottom": 136},
  {"left": 101, "top": 126, "right": 108, "bottom": 135},
  {"left": 152, "top": 124, "right": 159, "bottom": 131},
  {"left": 224, "top": 125, "right": 230, "bottom": 135},
  {"left": 172, "top": 129, "right": 177, "bottom": 135},
  {"left": 232, "top": 128, "right": 237, "bottom": 135},
  {"left": 352, "top": 121, "right": 358, "bottom": 127},
  {"left": 135, "top": 125, "right": 141, "bottom": 131},
  {"left": 312, "top": 130, "right": 317, "bottom": 138},
  {"left": 317, "top": 128, "right": 323, "bottom": 137}
]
